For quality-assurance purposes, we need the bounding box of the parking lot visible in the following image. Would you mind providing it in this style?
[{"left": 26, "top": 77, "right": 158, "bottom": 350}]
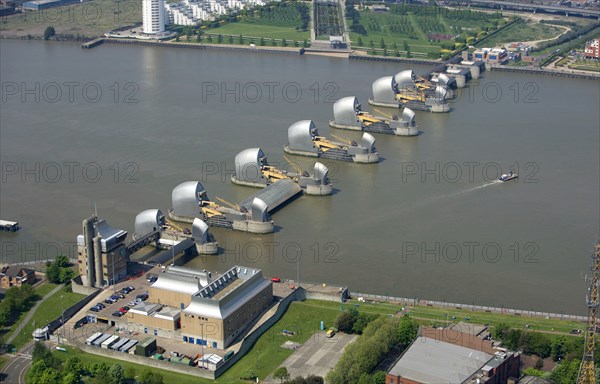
[
  {"left": 60, "top": 264, "right": 225, "bottom": 362},
  {"left": 264, "top": 331, "right": 357, "bottom": 382}
]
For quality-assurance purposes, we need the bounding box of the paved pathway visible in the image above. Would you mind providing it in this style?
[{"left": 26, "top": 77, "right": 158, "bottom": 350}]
[{"left": 5, "top": 284, "right": 63, "bottom": 345}]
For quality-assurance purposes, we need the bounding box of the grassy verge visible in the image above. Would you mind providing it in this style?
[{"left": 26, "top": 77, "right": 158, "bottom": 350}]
[
  {"left": 294, "top": 299, "right": 585, "bottom": 335},
  {"left": 54, "top": 346, "right": 212, "bottom": 383},
  {"left": 568, "top": 60, "right": 600, "bottom": 72},
  {"left": 11, "top": 287, "right": 84, "bottom": 350},
  {"left": 204, "top": 22, "right": 309, "bottom": 42},
  {"left": 478, "top": 19, "right": 564, "bottom": 47},
  {"left": 2, "top": 283, "right": 58, "bottom": 345}
]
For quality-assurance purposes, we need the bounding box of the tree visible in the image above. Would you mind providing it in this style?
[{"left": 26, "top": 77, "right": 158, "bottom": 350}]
[
  {"left": 551, "top": 336, "right": 566, "bottom": 361},
  {"left": 217, "top": 34, "right": 223, "bottom": 43},
  {"left": 47, "top": 263, "right": 61, "bottom": 283},
  {"left": 397, "top": 315, "right": 418, "bottom": 346},
  {"left": 124, "top": 366, "right": 136, "bottom": 380},
  {"left": 62, "top": 372, "right": 81, "bottom": 384},
  {"left": 282, "top": 38, "right": 287, "bottom": 47},
  {"left": 335, "top": 311, "right": 355, "bottom": 333},
  {"left": 108, "top": 363, "right": 125, "bottom": 384},
  {"left": 196, "top": 32, "right": 202, "bottom": 43},
  {"left": 357, "top": 36, "right": 363, "bottom": 46},
  {"left": 260, "top": 37, "right": 265, "bottom": 46},
  {"left": 379, "top": 37, "right": 385, "bottom": 49},
  {"left": 273, "top": 366, "right": 290, "bottom": 383},
  {"left": 238, "top": 34, "right": 243, "bottom": 44},
  {"left": 60, "top": 268, "right": 75, "bottom": 284},
  {"left": 55, "top": 255, "right": 70, "bottom": 268},
  {"left": 139, "top": 369, "right": 164, "bottom": 384},
  {"left": 550, "top": 359, "right": 580, "bottom": 384},
  {"left": 63, "top": 356, "right": 84, "bottom": 377},
  {"left": 44, "top": 26, "right": 55, "bottom": 40},
  {"left": 371, "top": 371, "right": 386, "bottom": 384},
  {"left": 403, "top": 40, "right": 408, "bottom": 51},
  {"left": 492, "top": 323, "right": 510, "bottom": 340},
  {"left": 228, "top": 35, "right": 234, "bottom": 44}
]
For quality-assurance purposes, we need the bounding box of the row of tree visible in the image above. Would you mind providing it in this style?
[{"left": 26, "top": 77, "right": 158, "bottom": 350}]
[
  {"left": 273, "top": 367, "right": 324, "bottom": 384},
  {"left": 28, "top": 342, "right": 165, "bottom": 384},
  {"left": 0, "top": 284, "right": 37, "bottom": 327},
  {"left": 326, "top": 314, "right": 419, "bottom": 384}
]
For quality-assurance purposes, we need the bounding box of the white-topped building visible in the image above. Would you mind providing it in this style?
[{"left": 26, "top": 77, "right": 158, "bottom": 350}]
[{"left": 143, "top": 0, "right": 165, "bottom": 34}]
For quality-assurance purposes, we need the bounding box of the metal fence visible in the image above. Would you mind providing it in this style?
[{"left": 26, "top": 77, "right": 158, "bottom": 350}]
[{"left": 349, "top": 292, "right": 587, "bottom": 322}]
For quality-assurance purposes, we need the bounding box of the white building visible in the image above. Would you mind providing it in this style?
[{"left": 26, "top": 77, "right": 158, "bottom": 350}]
[
  {"left": 164, "top": 0, "right": 266, "bottom": 26},
  {"left": 143, "top": 0, "right": 166, "bottom": 34}
]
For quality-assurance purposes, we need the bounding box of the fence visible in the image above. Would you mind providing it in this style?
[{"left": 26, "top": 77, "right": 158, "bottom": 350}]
[{"left": 349, "top": 292, "right": 587, "bottom": 322}]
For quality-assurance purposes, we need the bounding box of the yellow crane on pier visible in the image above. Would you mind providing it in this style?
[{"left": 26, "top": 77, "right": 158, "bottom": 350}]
[{"left": 577, "top": 242, "right": 600, "bottom": 384}]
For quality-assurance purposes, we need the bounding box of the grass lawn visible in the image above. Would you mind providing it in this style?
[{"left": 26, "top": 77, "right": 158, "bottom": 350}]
[
  {"left": 204, "top": 22, "right": 309, "bottom": 42},
  {"left": 0, "top": 0, "right": 142, "bottom": 38},
  {"left": 478, "top": 19, "right": 565, "bottom": 47},
  {"left": 11, "top": 287, "right": 84, "bottom": 350},
  {"left": 291, "top": 299, "right": 585, "bottom": 335},
  {"left": 0, "top": 355, "right": 7, "bottom": 369},
  {"left": 2, "top": 283, "right": 59, "bottom": 345},
  {"left": 219, "top": 300, "right": 340, "bottom": 382},
  {"left": 349, "top": 13, "right": 443, "bottom": 55},
  {"left": 568, "top": 61, "right": 600, "bottom": 72}
]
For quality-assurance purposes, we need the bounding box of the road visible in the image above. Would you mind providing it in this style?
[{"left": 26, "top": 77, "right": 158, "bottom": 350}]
[{"left": 0, "top": 342, "right": 34, "bottom": 384}]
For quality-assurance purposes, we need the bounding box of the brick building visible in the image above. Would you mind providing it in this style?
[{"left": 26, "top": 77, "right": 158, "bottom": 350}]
[{"left": 0, "top": 266, "right": 35, "bottom": 288}]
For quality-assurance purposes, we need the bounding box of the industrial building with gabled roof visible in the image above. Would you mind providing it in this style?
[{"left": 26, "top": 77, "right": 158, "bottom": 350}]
[{"left": 386, "top": 334, "right": 519, "bottom": 384}]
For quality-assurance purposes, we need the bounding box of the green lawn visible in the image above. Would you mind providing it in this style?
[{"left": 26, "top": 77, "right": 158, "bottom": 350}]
[
  {"left": 568, "top": 61, "right": 600, "bottom": 72},
  {"left": 204, "top": 22, "right": 309, "bottom": 42},
  {"left": 2, "top": 283, "right": 59, "bottom": 346},
  {"left": 477, "top": 19, "right": 565, "bottom": 47},
  {"left": 304, "top": 299, "right": 585, "bottom": 335},
  {"left": 0, "top": 0, "right": 142, "bottom": 38},
  {"left": 12, "top": 287, "right": 84, "bottom": 350},
  {"left": 34, "top": 282, "right": 59, "bottom": 297},
  {"left": 219, "top": 300, "right": 340, "bottom": 382}
]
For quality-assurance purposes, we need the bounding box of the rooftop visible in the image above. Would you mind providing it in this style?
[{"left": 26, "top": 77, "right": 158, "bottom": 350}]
[{"left": 388, "top": 336, "right": 492, "bottom": 383}]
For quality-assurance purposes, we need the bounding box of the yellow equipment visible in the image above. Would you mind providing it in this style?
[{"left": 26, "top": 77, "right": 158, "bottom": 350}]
[
  {"left": 215, "top": 197, "right": 240, "bottom": 211},
  {"left": 313, "top": 136, "right": 345, "bottom": 151}
]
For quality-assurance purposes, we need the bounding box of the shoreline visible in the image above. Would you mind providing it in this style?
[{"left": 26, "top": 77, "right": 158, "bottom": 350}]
[{"left": 2, "top": 34, "right": 597, "bottom": 79}]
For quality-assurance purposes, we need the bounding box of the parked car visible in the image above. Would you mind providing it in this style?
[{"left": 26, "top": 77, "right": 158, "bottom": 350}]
[
  {"left": 271, "top": 277, "right": 281, "bottom": 283},
  {"left": 112, "top": 311, "right": 123, "bottom": 317},
  {"left": 118, "top": 307, "right": 128, "bottom": 314},
  {"left": 96, "top": 302, "right": 105, "bottom": 309},
  {"left": 127, "top": 285, "right": 135, "bottom": 291},
  {"left": 90, "top": 306, "right": 99, "bottom": 312}
]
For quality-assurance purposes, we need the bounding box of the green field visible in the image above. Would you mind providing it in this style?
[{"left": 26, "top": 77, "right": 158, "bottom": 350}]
[
  {"left": 476, "top": 19, "right": 565, "bottom": 47},
  {"left": 569, "top": 60, "right": 600, "bottom": 72},
  {"left": 2, "top": 283, "right": 58, "bottom": 346},
  {"left": 0, "top": 0, "right": 142, "bottom": 38},
  {"left": 348, "top": 7, "right": 504, "bottom": 57},
  {"left": 219, "top": 300, "right": 340, "bottom": 382},
  {"left": 12, "top": 287, "right": 84, "bottom": 350},
  {"left": 203, "top": 22, "right": 309, "bottom": 42}
]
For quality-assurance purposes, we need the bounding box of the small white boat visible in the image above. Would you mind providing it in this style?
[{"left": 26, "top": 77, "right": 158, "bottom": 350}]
[{"left": 499, "top": 171, "right": 518, "bottom": 182}]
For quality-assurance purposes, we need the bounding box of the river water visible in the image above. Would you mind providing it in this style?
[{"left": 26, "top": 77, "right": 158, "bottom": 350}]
[{"left": 1, "top": 40, "right": 598, "bottom": 314}]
